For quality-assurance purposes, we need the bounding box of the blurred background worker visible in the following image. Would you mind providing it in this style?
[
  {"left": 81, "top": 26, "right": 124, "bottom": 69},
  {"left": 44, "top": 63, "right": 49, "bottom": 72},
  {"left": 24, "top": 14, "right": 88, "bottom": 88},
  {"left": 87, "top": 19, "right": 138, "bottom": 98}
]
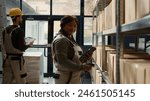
[
  {"left": 1, "top": 8, "right": 33, "bottom": 84},
  {"left": 51, "top": 15, "right": 92, "bottom": 84}
]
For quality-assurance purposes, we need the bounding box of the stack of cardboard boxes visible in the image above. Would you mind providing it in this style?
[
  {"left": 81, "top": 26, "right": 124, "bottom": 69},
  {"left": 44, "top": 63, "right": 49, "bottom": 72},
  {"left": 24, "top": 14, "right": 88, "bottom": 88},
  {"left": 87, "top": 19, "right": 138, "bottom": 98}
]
[
  {"left": 24, "top": 52, "right": 44, "bottom": 84},
  {"left": 92, "top": 0, "right": 150, "bottom": 84},
  {"left": 95, "top": 0, "right": 150, "bottom": 31}
]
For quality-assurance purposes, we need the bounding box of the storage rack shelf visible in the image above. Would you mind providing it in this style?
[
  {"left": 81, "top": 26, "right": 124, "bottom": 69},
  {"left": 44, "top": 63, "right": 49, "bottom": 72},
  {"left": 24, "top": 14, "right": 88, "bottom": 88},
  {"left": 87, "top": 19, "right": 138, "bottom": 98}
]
[
  {"left": 93, "top": 0, "right": 150, "bottom": 84},
  {"left": 103, "top": 15, "right": 150, "bottom": 35}
]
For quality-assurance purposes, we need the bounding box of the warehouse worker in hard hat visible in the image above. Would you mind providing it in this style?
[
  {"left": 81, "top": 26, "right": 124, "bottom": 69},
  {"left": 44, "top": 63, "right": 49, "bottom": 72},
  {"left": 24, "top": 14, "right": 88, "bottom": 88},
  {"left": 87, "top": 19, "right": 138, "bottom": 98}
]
[{"left": 1, "top": 8, "right": 33, "bottom": 84}]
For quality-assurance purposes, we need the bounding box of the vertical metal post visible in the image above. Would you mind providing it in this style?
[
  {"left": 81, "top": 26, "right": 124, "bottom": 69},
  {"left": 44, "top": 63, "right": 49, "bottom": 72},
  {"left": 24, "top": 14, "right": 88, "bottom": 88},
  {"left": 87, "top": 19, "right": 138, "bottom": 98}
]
[
  {"left": 116, "top": 0, "right": 121, "bottom": 84},
  {"left": 135, "top": 35, "right": 139, "bottom": 51},
  {"left": 50, "top": 0, "right": 52, "bottom": 16},
  {"left": 78, "top": 0, "right": 84, "bottom": 46},
  {"left": 20, "top": 0, "right": 22, "bottom": 10}
]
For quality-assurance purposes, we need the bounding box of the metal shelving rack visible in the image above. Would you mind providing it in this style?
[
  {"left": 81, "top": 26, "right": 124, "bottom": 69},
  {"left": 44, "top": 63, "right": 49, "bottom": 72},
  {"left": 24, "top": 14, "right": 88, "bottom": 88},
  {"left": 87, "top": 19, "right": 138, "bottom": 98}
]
[
  {"left": 92, "top": 0, "right": 113, "bottom": 84},
  {"left": 103, "top": 15, "right": 150, "bottom": 35},
  {"left": 93, "top": 0, "right": 150, "bottom": 84}
]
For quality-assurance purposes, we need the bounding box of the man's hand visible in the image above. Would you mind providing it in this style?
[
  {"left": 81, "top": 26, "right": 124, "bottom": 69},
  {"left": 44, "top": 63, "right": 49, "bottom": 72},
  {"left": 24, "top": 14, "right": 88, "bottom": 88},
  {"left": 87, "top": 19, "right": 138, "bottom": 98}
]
[{"left": 28, "top": 41, "right": 34, "bottom": 47}]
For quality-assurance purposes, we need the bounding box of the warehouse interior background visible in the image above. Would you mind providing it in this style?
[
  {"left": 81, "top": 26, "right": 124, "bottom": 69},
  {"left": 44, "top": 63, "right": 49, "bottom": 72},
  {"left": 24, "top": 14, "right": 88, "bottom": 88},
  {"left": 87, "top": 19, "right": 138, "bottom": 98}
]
[{"left": 0, "top": 0, "right": 150, "bottom": 84}]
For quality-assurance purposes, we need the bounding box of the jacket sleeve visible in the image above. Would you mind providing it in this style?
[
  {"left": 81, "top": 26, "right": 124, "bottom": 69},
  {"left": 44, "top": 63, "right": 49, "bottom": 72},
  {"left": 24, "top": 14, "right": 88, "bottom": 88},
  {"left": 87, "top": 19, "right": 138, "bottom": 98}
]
[
  {"left": 12, "top": 28, "right": 29, "bottom": 51},
  {"left": 53, "top": 38, "right": 82, "bottom": 71}
]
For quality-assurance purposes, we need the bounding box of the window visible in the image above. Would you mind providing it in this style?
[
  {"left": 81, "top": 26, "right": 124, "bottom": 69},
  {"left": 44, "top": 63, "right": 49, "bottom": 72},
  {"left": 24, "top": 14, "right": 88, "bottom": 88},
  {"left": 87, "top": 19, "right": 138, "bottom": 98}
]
[
  {"left": 84, "top": 0, "right": 97, "bottom": 16},
  {"left": 22, "top": 0, "right": 50, "bottom": 15},
  {"left": 52, "top": 0, "right": 80, "bottom": 15},
  {"left": 6, "top": 0, "right": 20, "bottom": 14},
  {"left": 84, "top": 17, "right": 93, "bottom": 45},
  {"left": 6, "top": 16, "right": 13, "bottom": 26}
]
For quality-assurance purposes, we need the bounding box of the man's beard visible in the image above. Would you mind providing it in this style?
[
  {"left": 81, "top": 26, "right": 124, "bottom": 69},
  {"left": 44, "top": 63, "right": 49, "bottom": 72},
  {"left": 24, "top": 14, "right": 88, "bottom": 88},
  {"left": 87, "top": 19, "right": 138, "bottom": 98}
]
[{"left": 19, "top": 21, "right": 23, "bottom": 27}]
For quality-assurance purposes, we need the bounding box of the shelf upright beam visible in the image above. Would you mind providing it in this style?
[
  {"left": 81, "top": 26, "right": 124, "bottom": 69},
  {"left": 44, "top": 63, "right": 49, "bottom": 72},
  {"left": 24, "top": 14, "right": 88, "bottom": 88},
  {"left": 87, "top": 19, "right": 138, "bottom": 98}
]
[
  {"left": 116, "top": 0, "right": 121, "bottom": 84},
  {"left": 101, "top": 0, "right": 106, "bottom": 71}
]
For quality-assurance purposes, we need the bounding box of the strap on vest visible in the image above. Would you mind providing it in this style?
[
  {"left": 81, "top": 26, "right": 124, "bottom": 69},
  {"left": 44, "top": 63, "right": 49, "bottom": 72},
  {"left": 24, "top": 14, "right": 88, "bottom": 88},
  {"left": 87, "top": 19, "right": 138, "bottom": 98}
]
[{"left": 6, "top": 53, "right": 23, "bottom": 56}]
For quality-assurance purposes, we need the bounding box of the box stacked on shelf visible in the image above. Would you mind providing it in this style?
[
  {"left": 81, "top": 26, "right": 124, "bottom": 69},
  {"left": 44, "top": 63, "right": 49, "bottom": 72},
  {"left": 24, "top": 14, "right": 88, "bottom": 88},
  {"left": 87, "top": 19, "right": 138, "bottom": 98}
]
[
  {"left": 105, "top": 1, "right": 112, "bottom": 30},
  {"left": 125, "top": 0, "right": 136, "bottom": 23},
  {"left": 107, "top": 49, "right": 150, "bottom": 83},
  {"left": 136, "top": 0, "right": 150, "bottom": 19},
  {"left": 99, "top": 11, "right": 105, "bottom": 32},
  {"left": 104, "top": 0, "right": 125, "bottom": 30},
  {"left": 125, "top": 0, "right": 150, "bottom": 23},
  {"left": 124, "top": 61, "right": 150, "bottom": 84}
]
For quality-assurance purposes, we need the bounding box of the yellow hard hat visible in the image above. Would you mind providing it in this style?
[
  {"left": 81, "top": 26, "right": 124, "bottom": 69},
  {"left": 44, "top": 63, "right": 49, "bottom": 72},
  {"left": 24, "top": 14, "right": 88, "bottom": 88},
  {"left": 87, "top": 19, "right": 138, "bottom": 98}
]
[{"left": 9, "top": 8, "right": 23, "bottom": 17}]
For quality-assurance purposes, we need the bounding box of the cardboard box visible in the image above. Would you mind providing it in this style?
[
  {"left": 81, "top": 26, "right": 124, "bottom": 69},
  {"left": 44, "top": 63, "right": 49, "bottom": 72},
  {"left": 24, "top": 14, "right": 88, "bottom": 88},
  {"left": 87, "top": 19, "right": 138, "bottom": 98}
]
[
  {"left": 24, "top": 52, "right": 44, "bottom": 84},
  {"left": 96, "top": 47, "right": 101, "bottom": 67},
  {"left": 108, "top": 52, "right": 116, "bottom": 83},
  {"left": 125, "top": 0, "right": 136, "bottom": 23},
  {"left": 112, "top": 0, "right": 116, "bottom": 28},
  {"left": 120, "top": 52, "right": 150, "bottom": 84},
  {"left": 120, "top": 0, "right": 125, "bottom": 24},
  {"left": 95, "top": 69, "right": 102, "bottom": 84},
  {"left": 124, "top": 61, "right": 150, "bottom": 84},
  {"left": 100, "top": 11, "right": 105, "bottom": 31},
  {"left": 105, "top": 2, "right": 112, "bottom": 30},
  {"left": 91, "top": 67, "right": 97, "bottom": 84},
  {"left": 108, "top": 52, "right": 150, "bottom": 83},
  {"left": 104, "top": 0, "right": 124, "bottom": 29},
  {"left": 97, "top": 12, "right": 101, "bottom": 32},
  {"left": 136, "top": 0, "right": 150, "bottom": 19},
  {"left": 120, "top": 59, "right": 146, "bottom": 83},
  {"left": 146, "top": 68, "right": 150, "bottom": 83}
]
